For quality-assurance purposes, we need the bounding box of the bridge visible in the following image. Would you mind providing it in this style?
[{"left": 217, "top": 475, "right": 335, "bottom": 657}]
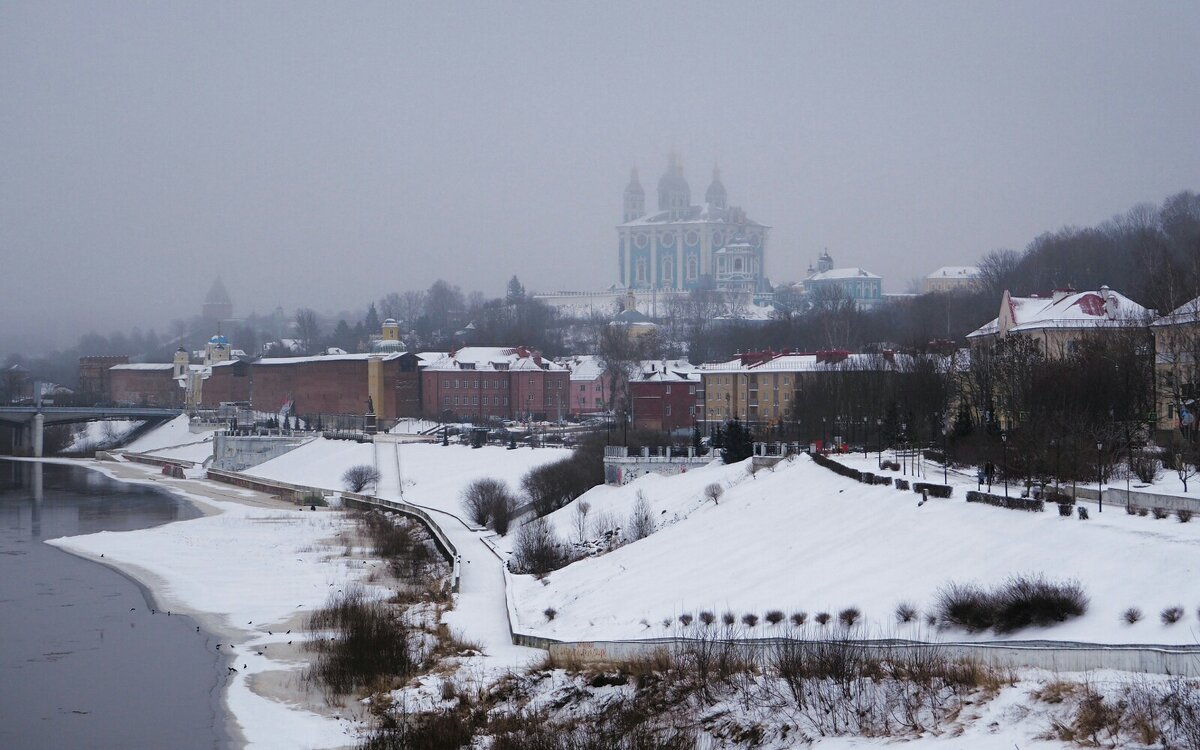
[{"left": 0, "top": 406, "right": 183, "bottom": 457}]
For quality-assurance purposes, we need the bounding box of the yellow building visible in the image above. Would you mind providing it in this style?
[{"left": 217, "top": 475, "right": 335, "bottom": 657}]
[
  {"left": 921, "top": 266, "right": 980, "bottom": 294},
  {"left": 1151, "top": 296, "right": 1200, "bottom": 435}
]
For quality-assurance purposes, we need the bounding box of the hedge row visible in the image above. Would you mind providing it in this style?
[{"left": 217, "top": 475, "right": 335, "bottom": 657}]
[
  {"left": 811, "top": 452, "right": 862, "bottom": 481},
  {"left": 895, "top": 478, "right": 910, "bottom": 491},
  {"left": 913, "top": 482, "right": 953, "bottom": 498},
  {"left": 859, "top": 471, "right": 893, "bottom": 486},
  {"left": 966, "top": 490, "right": 1044, "bottom": 512}
]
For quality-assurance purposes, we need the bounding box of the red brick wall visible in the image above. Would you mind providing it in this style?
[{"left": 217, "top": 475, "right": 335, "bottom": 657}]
[
  {"left": 422, "top": 368, "right": 569, "bottom": 421},
  {"left": 631, "top": 380, "right": 700, "bottom": 433},
  {"left": 110, "top": 369, "right": 182, "bottom": 407}
]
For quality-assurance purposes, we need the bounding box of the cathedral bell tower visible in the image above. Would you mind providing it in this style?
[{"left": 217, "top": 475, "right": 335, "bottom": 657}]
[{"left": 623, "top": 168, "right": 645, "bottom": 222}]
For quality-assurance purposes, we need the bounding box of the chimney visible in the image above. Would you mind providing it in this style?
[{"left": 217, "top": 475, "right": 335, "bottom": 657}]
[{"left": 1102, "top": 287, "right": 1118, "bottom": 320}]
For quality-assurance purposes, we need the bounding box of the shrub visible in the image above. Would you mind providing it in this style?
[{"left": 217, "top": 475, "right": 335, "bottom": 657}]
[
  {"left": 895, "top": 601, "right": 918, "bottom": 623},
  {"left": 1177, "top": 509, "right": 1193, "bottom": 523},
  {"left": 1077, "top": 506, "right": 1089, "bottom": 520},
  {"left": 521, "top": 450, "right": 600, "bottom": 517},
  {"left": 966, "top": 490, "right": 1044, "bottom": 512},
  {"left": 1122, "top": 607, "right": 1143, "bottom": 624},
  {"left": 741, "top": 613, "right": 759, "bottom": 627},
  {"left": 790, "top": 611, "right": 808, "bottom": 626},
  {"left": 894, "top": 479, "right": 910, "bottom": 491},
  {"left": 543, "top": 607, "right": 557, "bottom": 621},
  {"left": 704, "top": 483, "right": 724, "bottom": 505},
  {"left": 461, "top": 478, "right": 513, "bottom": 527},
  {"left": 698, "top": 611, "right": 715, "bottom": 626},
  {"left": 935, "top": 575, "right": 1088, "bottom": 633},
  {"left": 1162, "top": 606, "right": 1185, "bottom": 624},
  {"left": 1125, "top": 504, "right": 1138, "bottom": 515},
  {"left": 1153, "top": 507, "right": 1170, "bottom": 520},
  {"left": 679, "top": 613, "right": 693, "bottom": 627},
  {"left": 992, "top": 575, "right": 1088, "bottom": 633},
  {"left": 925, "top": 613, "right": 937, "bottom": 627},
  {"left": 815, "top": 612, "right": 831, "bottom": 626},
  {"left": 1136, "top": 506, "right": 1149, "bottom": 517},
  {"left": 489, "top": 489, "right": 517, "bottom": 536},
  {"left": 838, "top": 607, "right": 862, "bottom": 627},
  {"left": 342, "top": 464, "right": 381, "bottom": 492},
  {"left": 304, "top": 587, "right": 413, "bottom": 696},
  {"left": 722, "top": 611, "right": 736, "bottom": 626},
  {"left": 510, "top": 518, "right": 570, "bottom": 576},
  {"left": 627, "top": 493, "right": 655, "bottom": 541},
  {"left": 1058, "top": 503, "right": 1073, "bottom": 517},
  {"left": 765, "top": 610, "right": 785, "bottom": 625},
  {"left": 912, "top": 482, "right": 952, "bottom": 498},
  {"left": 935, "top": 582, "right": 997, "bottom": 632}
]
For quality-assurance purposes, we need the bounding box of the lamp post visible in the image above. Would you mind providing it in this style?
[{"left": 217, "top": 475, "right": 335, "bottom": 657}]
[
  {"left": 1002, "top": 431, "right": 1009, "bottom": 498},
  {"left": 876, "top": 418, "right": 883, "bottom": 467},
  {"left": 1096, "top": 441, "right": 1103, "bottom": 513},
  {"left": 822, "top": 416, "right": 827, "bottom": 453}
]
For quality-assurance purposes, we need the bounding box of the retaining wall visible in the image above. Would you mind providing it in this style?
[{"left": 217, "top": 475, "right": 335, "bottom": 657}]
[{"left": 538, "top": 636, "right": 1200, "bottom": 677}]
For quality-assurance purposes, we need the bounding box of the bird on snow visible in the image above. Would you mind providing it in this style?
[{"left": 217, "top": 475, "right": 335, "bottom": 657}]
[{"left": 129, "top": 607, "right": 136, "bottom": 612}]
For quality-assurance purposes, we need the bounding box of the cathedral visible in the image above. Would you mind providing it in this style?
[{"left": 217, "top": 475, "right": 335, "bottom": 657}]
[{"left": 617, "top": 153, "right": 770, "bottom": 294}]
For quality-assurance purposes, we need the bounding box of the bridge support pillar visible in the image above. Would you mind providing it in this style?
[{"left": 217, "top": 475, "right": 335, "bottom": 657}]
[{"left": 32, "top": 413, "right": 44, "bottom": 458}]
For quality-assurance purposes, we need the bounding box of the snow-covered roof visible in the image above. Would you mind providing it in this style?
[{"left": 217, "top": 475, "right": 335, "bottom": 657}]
[
  {"left": 423, "top": 346, "right": 565, "bottom": 373},
  {"left": 967, "top": 287, "right": 1152, "bottom": 339},
  {"left": 635, "top": 359, "right": 701, "bottom": 382},
  {"left": 618, "top": 202, "right": 769, "bottom": 229},
  {"left": 926, "top": 266, "right": 980, "bottom": 279},
  {"left": 612, "top": 308, "right": 654, "bottom": 325},
  {"left": 1151, "top": 296, "right": 1200, "bottom": 327},
  {"left": 213, "top": 353, "right": 407, "bottom": 367},
  {"left": 699, "top": 351, "right": 918, "bottom": 374},
  {"left": 111, "top": 363, "right": 175, "bottom": 371},
  {"left": 559, "top": 355, "right": 607, "bottom": 382},
  {"left": 808, "top": 267, "right": 881, "bottom": 281}
]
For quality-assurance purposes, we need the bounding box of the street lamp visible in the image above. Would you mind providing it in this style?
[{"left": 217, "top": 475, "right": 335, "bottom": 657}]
[
  {"left": 1002, "top": 431, "right": 1009, "bottom": 498},
  {"left": 876, "top": 418, "right": 883, "bottom": 467},
  {"left": 1096, "top": 441, "right": 1103, "bottom": 513}
]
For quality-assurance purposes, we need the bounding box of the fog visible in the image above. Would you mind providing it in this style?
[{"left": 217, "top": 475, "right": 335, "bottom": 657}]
[{"left": 2, "top": 1, "right": 1198, "bottom": 353}]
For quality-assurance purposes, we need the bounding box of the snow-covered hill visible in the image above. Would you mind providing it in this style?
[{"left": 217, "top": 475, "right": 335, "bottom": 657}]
[{"left": 507, "top": 454, "right": 1200, "bottom": 645}]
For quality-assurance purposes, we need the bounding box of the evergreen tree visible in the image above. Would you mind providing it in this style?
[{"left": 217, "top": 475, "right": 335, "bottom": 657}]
[
  {"left": 720, "top": 419, "right": 754, "bottom": 464},
  {"left": 506, "top": 275, "right": 526, "bottom": 304},
  {"left": 364, "top": 302, "right": 381, "bottom": 334}
]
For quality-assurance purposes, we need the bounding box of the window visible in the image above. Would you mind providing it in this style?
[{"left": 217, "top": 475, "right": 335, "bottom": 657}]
[
  {"left": 636, "top": 258, "right": 647, "bottom": 283},
  {"left": 686, "top": 256, "right": 698, "bottom": 281},
  {"left": 503, "top": 397, "right": 508, "bottom": 406},
  {"left": 689, "top": 385, "right": 696, "bottom": 394},
  {"left": 453, "top": 379, "right": 459, "bottom": 388},
  {"left": 453, "top": 396, "right": 459, "bottom": 406},
  {"left": 482, "top": 396, "right": 488, "bottom": 406},
  {"left": 443, "top": 396, "right": 450, "bottom": 406},
  {"left": 529, "top": 378, "right": 534, "bottom": 385},
  {"left": 474, "top": 380, "right": 479, "bottom": 389},
  {"left": 689, "top": 405, "right": 695, "bottom": 416},
  {"left": 473, "top": 396, "right": 479, "bottom": 405},
  {"left": 666, "top": 385, "right": 671, "bottom": 394},
  {"left": 665, "top": 404, "right": 672, "bottom": 416},
  {"left": 579, "top": 384, "right": 585, "bottom": 392}
]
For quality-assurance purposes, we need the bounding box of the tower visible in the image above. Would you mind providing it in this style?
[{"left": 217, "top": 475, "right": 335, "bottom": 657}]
[
  {"left": 173, "top": 347, "right": 189, "bottom": 379},
  {"left": 204, "top": 333, "right": 231, "bottom": 366},
  {"left": 623, "top": 168, "right": 645, "bottom": 222},
  {"left": 657, "top": 151, "right": 691, "bottom": 218},
  {"left": 705, "top": 165, "right": 727, "bottom": 209},
  {"left": 203, "top": 277, "right": 233, "bottom": 322}
]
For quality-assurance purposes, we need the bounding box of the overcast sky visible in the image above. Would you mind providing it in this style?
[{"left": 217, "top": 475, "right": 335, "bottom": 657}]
[{"left": 3, "top": 1, "right": 1198, "bottom": 353}]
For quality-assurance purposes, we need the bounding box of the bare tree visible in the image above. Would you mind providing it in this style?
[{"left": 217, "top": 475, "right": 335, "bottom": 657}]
[
  {"left": 461, "top": 477, "right": 511, "bottom": 527},
  {"left": 342, "top": 464, "right": 380, "bottom": 493},
  {"left": 704, "top": 483, "right": 724, "bottom": 505},
  {"left": 295, "top": 308, "right": 321, "bottom": 355},
  {"left": 627, "top": 492, "right": 654, "bottom": 541},
  {"left": 572, "top": 500, "right": 591, "bottom": 544}
]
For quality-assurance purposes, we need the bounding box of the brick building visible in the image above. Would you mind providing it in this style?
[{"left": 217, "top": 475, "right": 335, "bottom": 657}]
[
  {"left": 421, "top": 347, "right": 569, "bottom": 422},
  {"left": 559, "top": 355, "right": 612, "bottom": 416},
  {"left": 630, "top": 360, "right": 702, "bottom": 433},
  {"left": 79, "top": 355, "right": 129, "bottom": 402},
  {"left": 200, "top": 352, "right": 422, "bottom": 419}
]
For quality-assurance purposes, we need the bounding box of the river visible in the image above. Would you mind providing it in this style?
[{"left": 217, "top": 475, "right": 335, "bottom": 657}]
[{"left": 0, "top": 460, "right": 231, "bottom": 749}]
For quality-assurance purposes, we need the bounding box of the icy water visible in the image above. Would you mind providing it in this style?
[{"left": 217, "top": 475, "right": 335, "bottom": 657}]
[{"left": 0, "top": 460, "right": 230, "bottom": 749}]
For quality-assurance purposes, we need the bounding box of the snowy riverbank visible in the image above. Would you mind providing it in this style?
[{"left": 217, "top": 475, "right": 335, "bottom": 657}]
[{"left": 41, "top": 458, "right": 370, "bottom": 749}]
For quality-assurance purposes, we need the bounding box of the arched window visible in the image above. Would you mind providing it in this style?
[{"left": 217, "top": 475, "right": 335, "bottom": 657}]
[
  {"left": 662, "top": 257, "right": 673, "bottom": 281},
  {"left": 636, "top": 258, "right": 647, "bottom": 284},
  {"left": 686, "top": 256, "right": 698, "bottom": 281}
]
